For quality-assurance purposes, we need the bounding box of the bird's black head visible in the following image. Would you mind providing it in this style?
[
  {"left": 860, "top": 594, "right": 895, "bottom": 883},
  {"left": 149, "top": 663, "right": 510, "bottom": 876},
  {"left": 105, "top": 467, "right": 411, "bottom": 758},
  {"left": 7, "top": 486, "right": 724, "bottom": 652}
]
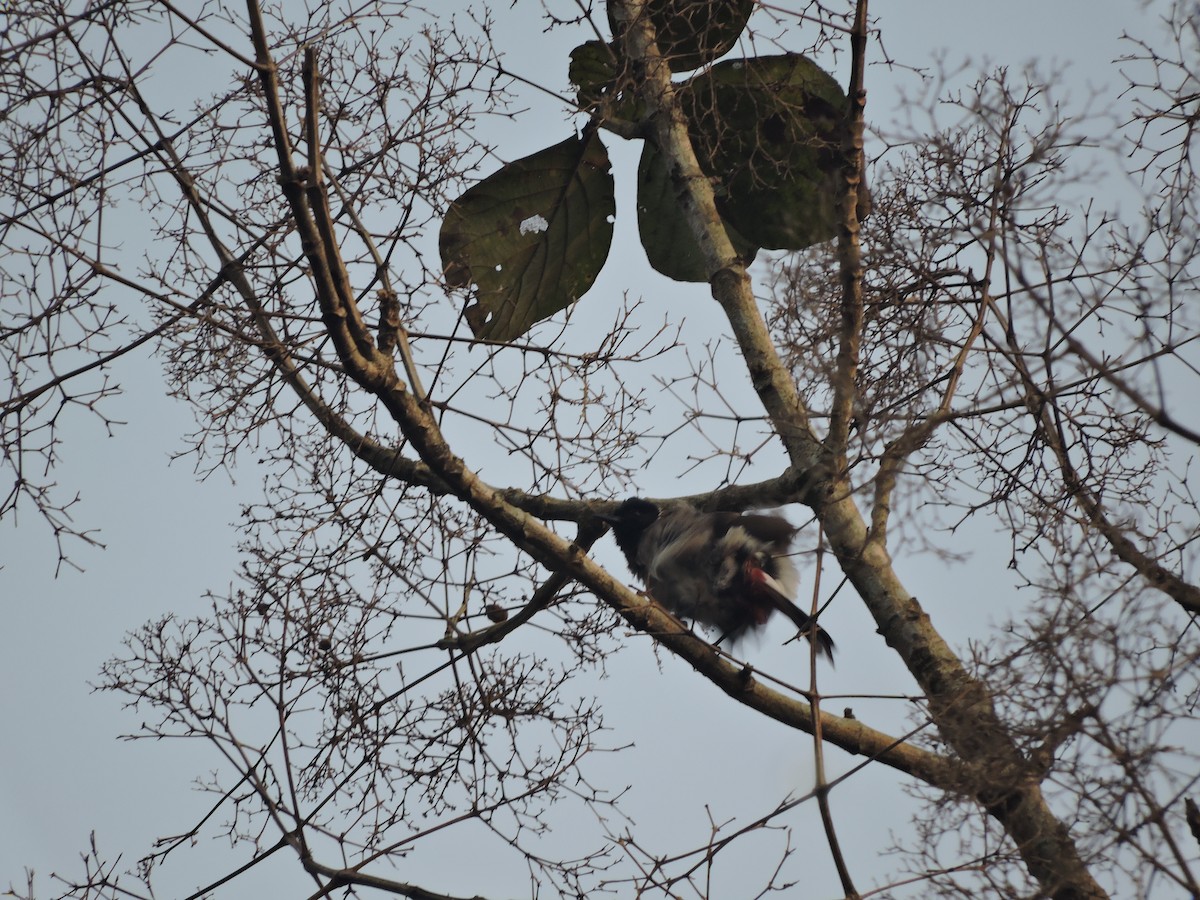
[
  {"left": 597, "top": 497, "right": 660, "bottom": 579},
  {"left": 598, "top": 497, "right": 660, "bottom": 530}
]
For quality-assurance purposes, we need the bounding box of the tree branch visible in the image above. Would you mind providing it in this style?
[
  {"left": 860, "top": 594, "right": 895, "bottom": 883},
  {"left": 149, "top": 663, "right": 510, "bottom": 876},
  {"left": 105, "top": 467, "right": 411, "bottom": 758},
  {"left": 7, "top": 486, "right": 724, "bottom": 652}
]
[{"left": 984, "top": 295, "right": 1200, "bottom": 618}]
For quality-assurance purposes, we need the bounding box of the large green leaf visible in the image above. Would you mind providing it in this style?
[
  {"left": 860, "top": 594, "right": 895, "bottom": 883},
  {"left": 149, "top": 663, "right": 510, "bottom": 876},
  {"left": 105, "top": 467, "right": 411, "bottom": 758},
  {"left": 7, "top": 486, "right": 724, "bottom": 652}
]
[
  {"left": 568, "top": 40, "right": 645, "bottom": 121},
  {"left": 569, "top": 40, "right": 617, "bottom": 109},
  {"left": 681, "top": 53, "right": 851, "bottom": 250},
  {"left": 607, "top": 0, "right": 754, "bottom": 72},
  {"left": 439, "top": 131, "right": 616, "bottom": 341},
  {"left": 636, "top": 139, "right": 758, "bottom": 282}
]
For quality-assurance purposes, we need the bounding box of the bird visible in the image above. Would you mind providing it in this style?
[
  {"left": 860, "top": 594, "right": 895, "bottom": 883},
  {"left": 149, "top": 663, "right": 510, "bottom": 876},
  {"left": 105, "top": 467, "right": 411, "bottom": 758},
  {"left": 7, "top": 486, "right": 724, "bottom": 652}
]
[{"left": 597, "top": 497, "right": 835, "bottom": 659}]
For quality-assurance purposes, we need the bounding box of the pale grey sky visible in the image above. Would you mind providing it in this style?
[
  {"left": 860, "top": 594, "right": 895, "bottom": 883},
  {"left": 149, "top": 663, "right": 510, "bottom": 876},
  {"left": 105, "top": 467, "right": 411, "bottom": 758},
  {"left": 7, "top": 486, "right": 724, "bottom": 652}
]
[{"left": 1, "top": 2, "right": 1180, "bottom": 897}]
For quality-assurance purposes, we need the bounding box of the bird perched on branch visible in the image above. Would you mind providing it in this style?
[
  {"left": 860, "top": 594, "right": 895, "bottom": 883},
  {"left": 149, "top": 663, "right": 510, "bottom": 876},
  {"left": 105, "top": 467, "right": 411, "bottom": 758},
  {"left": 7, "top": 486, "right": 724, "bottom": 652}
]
[{"left": 598, "top": 497, "right": 835, "bottom": 660}]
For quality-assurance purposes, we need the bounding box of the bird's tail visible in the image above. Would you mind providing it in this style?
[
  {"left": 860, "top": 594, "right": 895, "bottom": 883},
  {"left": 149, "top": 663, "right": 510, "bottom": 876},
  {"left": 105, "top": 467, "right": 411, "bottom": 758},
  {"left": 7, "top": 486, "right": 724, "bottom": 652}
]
[
  {"left": 780, "top": 603, "right": 836, "bottom": 661},
  {"left": 748, "top": 567, "right": 836, "bottom": 662}
]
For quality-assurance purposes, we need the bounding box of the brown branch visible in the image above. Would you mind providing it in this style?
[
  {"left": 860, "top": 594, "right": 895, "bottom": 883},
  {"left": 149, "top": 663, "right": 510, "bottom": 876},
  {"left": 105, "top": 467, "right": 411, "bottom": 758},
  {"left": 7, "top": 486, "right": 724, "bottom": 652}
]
[
  {"left": 436, "top": 522, "right": 606, "bottom": 654},
  {"left": 1048, "top": 321, "right": 1200, "bottom": 446},
  {"left": 247, "top": 6, "right": 393, "bottom": 397},
  {"left": 301, "top": 853, "right": 498, "bottom": 900},
  {"left": 983, "top": 296, "right": 1200, "bottom": 618},
  {"left": 870, "top": 63, "right": 1008, "bottom": 547},
  {"left": 321, "top": 167, "right": 428, "bottom": 399},
  {"left": 810, "top": 523, "right": 859, "bottom": 898},
  {"left": 302, "top": 47, "right": 384, "bottom": 375},
  {"left": 827, "top": 0, "right": 869, "bottom": 461}
]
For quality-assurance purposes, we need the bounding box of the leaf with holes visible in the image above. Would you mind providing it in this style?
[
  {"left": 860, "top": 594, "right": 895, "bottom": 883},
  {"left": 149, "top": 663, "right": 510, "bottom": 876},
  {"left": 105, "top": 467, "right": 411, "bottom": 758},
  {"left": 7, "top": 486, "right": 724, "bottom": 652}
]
[
  {"left": 569, "top": 40, "right": 644, "bottom": 120},
  {"left": 569, "top": 40, "right": 617, "bottom": 109},
  {"left": 440, "top": 130, "right": 615, "bottom": 341}
]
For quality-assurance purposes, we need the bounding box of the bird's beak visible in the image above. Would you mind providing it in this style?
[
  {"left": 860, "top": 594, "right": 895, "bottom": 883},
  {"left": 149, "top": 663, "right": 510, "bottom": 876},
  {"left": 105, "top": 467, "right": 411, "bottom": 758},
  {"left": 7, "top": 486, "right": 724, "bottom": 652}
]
[{"left": 594, "top": 511, "right": 620, "bottom": 526}]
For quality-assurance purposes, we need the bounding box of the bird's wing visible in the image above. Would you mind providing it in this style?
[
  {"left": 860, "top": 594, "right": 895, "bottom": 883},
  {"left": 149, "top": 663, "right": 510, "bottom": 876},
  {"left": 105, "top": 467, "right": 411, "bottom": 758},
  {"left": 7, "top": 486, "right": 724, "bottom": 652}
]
[
  {"left": 734, "top": 513, "right": 797, "bottom": 546},
  {"left": 640, "top": 512, "right": 713, "bottom": 583}
]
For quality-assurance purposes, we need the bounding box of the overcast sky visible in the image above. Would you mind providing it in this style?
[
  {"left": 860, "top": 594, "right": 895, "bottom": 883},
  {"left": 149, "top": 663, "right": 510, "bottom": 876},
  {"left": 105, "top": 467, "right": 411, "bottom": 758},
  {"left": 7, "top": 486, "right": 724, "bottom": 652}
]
[{"left": 0, "top": 2, "right": 1174, "bottom": 897}]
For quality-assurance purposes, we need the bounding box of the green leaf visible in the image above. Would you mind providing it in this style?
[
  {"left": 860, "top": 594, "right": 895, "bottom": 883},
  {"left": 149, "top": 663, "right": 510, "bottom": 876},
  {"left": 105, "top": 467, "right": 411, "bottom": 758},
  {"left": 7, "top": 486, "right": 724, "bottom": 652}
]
[
  {"left": 636, "top": 139, "right": 758, "bottom": 282},
  {"left": 608, "top": 0, "right": 754, "bottom": 72},
  {"left": 439, "top": 131, "right": 616, "bottom": 341},
  {"left": 681, "top": 53, "right": 851, "bottom": 250},
  {"left": 568, "top": 40, "right": 644, "bottom": 121},
  {"left": 569, "top": 40, "right": 617, "bottom": 108}
]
